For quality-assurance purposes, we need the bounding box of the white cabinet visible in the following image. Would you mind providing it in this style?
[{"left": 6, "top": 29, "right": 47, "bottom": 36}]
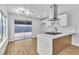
[{"left": 58, "top": 13, "right": 67, "bottom": 26}]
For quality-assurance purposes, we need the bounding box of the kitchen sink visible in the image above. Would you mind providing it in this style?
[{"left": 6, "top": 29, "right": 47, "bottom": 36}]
[{"left": 45, "top": 32, "right": 62, "bottom": 35}]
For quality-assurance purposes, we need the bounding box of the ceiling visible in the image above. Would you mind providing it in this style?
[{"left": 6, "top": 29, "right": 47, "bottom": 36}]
[
  {"left": 4, "top": 4, "right": 79, "bottom": 19},
  {"left": 6, "top": 4, "right": 51, "bottom": 19}
]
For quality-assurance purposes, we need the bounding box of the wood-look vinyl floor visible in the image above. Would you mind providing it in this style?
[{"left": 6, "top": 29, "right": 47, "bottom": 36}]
[
  {"left": 58, "top": 45, "right": 79, "bottom": 55},
  {"left": 4, "top": 39, "right": 37, "bottom": 55},
  {"left": 4, "top": 39, "right": 79, "bottom": 55}
]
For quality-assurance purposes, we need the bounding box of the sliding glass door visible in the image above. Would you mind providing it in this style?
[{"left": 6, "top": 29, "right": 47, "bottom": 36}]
[
  {"left": 14, "top": 20, "right": 32, "bottom": 41},
  {"left": 0, "top": 12, "right": 2, "bottom": 42},
  {"left": 2, "top": 14, "right": 6, "bottom": 39},
  {"left": 0, "top": 11, "right": 6, "bottom": 43}
]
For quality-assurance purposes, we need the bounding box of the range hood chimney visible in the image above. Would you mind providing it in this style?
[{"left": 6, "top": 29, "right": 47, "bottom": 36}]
[{"left": 49, "top": 4, "right": 59, "bottom": 21}]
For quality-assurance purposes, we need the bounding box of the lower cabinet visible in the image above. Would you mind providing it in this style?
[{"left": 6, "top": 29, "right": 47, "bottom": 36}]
[{"left": 53, "top": 35, "right": 72, "bottom": 55}]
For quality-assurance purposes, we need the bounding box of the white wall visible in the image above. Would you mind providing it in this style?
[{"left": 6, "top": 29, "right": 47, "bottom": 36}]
[
  {"left": 67, "top": 8, "right": 79, "bottom": 46},
  {"left": 0, "top": 5, "right": 8, "bottom": 55},
  {"left": 32, "top": 19, "right": 43, "bottom": 37},
  {"left": 8, "top": 14, "right": 14, "bottom": 42},
  {"left": 8, "top": 13, "right": 43, "bottom": 42}
]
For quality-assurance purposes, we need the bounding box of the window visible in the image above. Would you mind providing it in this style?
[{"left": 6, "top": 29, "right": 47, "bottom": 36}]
[
  {"left": 0, "top": 11, "right": 6, "bottom": 42},
  {"left": 0, "top": 12, "right": 2, "bottom": 42},
  {"left": 2, "top": 14, "right": 6, "bottom": 39},
  {"left": 14, "top": 20, "right": 32, "bottom": 40}
]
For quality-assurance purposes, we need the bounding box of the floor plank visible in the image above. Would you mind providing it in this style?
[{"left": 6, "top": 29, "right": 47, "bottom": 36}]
[
  {"left": 4, "top": 39, "right": 37, "bottom": 55},
  {"left": 58, "top": 45, "right": 79, "bottom": 55}
]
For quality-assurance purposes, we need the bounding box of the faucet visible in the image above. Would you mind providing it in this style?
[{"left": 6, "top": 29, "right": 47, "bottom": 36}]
[{"left": 54, "top": 27, "right": 58, "bottom": 32}]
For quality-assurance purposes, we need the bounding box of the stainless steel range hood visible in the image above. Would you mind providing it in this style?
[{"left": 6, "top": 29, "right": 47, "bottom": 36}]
[
  {"left": 43, "top": 4, "right": 62, "bottom": 33},
  {"left": 49, "top": 4, "right": 59, "bottom": 21}
]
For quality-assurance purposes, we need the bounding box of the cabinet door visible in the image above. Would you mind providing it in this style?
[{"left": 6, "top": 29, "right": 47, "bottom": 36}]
[{"left": 58, "top": 13, "right": 67, "bottom": 26}]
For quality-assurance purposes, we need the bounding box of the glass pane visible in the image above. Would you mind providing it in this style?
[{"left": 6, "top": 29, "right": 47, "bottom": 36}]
[
  {"left": 0, "top": 11, "right": 1, "bottom": 19},
  {"left": 2, "top": 15, "right": 6, "bottom": 39},
  {"left": 0, "top": 12, "right": 2, "bottom": 42},
  {"left": 14, "top": 20, "right": 32, "bottom": 40}
]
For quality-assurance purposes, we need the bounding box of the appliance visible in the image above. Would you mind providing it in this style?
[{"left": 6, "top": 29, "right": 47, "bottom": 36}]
[
  {"left": 44, "top": 4, "right": 62, "bottom": 32},
  {"left": 49, "top": 4, "right": 59, "bottom": 21},
  {"left": 41, "top": 4, "right": 59, "bottom": 20}
]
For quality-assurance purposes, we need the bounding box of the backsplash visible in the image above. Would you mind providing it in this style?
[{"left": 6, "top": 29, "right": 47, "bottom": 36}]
[{"left": 43, "top": 24, "right": 75, "bottom": 33}]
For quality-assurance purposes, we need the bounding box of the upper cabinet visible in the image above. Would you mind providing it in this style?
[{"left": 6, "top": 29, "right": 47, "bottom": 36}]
[{"left": 58, "top": 13, "right": 67, "bottom": 26}]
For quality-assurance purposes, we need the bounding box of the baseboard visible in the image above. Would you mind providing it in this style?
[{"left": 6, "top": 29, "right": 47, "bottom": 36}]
[
  {"left": 8, "top": 38, "right": 32, "bottom": 43},
  {"left": 36, "top": 52, "right": 39, "bottom": 55},
  {"left": 8, "top": 40, "right": 14, "bottom": 43},
  {"left": 72, "top": 44, "right": 79, "bottom": 47},
  {"left": 32, "top": 37, "right": 37, "bottom": 39}
]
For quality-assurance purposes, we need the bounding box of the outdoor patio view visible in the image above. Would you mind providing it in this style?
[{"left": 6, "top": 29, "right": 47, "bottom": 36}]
[{"left": 14, "top": 20, "right": 32, "bottom": 41}]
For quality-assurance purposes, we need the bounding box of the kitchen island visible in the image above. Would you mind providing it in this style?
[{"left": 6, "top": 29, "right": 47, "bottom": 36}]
[{"left": 37, "top": 29, "right": 75, "bottom": 55}]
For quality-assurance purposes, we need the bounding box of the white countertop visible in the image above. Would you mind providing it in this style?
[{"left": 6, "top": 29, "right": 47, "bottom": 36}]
[{"left": 37, "top": 29, "right": 75, "bottom": 39}]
